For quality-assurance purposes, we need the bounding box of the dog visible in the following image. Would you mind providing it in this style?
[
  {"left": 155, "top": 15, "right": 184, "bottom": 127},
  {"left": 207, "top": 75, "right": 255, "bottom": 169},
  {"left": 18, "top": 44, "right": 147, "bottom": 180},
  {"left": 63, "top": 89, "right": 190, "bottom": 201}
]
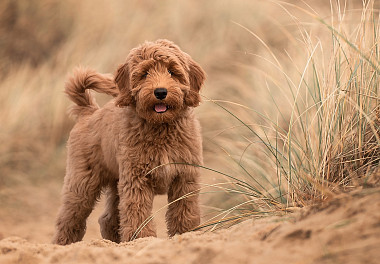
[{"left": 53, "top": 39, "right": 206, "bottom": 245}]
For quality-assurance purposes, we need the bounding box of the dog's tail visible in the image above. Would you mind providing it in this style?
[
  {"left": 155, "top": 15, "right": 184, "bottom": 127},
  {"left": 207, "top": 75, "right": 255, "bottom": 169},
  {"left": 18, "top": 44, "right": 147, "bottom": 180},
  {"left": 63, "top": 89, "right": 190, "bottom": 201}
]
[{"left": 65, "top": 67, "right": 119, "bottom": 119}]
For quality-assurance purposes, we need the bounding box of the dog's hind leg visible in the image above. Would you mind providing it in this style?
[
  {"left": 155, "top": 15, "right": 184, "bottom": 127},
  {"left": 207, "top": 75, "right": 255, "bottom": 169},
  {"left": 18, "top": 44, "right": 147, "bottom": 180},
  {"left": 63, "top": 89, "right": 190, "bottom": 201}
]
[
  {"left": 53, "top": 160, "right": 102, "bottom": 245},
  {"left": 98, "top": 180, "right": 120, "bottom": 243}
]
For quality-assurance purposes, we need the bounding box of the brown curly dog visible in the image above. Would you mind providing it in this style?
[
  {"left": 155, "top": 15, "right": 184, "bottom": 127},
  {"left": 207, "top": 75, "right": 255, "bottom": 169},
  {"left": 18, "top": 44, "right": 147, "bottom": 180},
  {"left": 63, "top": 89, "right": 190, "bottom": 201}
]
[{"left": 53, "top": 39, "right": 205, "bottom": 245}]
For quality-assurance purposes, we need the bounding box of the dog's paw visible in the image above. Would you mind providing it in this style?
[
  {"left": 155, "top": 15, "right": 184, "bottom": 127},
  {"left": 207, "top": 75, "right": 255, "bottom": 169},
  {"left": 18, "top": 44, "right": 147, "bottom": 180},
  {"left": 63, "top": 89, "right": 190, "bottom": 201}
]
[
  {"left": 52, "top": 232, "right": 79, "bottom": 245},
  {"left": 98, "top": 214, "right": 121, "bottom": 243},
  {"left": 121, "top": 227, "right": 157, "bottom": 242}
]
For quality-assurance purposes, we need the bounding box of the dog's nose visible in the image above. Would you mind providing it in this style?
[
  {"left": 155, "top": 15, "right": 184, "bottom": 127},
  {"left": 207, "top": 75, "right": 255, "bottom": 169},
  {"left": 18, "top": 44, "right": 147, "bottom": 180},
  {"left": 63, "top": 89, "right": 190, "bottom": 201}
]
[{"left": 154, "top": 88, "right": 167, "bottom": 100}]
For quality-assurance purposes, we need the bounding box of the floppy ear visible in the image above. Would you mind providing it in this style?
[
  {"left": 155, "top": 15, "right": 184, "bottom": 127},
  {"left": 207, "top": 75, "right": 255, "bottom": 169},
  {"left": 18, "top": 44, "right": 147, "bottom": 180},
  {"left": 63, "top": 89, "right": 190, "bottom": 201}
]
[
  {"left": 185, "top": 58, "right": 206, "bottom": 107},
  {"left": 115, "top": 62, "right": 134, "bottom": 106}
]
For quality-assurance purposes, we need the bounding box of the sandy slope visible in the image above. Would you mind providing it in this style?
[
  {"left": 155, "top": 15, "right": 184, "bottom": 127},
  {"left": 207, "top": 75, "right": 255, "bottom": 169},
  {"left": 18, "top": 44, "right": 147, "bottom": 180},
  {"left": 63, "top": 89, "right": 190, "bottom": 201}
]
[{"left": 1, "top": 188, "right": 379, "bottom": 264}]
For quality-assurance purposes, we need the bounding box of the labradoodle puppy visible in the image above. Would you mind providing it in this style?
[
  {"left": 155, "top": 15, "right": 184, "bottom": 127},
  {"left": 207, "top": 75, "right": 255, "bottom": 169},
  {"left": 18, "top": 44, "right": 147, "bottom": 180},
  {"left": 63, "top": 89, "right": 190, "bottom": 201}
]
[{"left": 53, "top": 39, "right": 205, "bottom": 245}]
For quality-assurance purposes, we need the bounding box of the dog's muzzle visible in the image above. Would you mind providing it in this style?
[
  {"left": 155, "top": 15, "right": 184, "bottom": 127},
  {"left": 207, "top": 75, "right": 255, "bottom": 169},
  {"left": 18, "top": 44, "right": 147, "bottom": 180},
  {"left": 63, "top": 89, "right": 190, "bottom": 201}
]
[{"left": 153, "top": 88, "right": 168, "bottom": 113}]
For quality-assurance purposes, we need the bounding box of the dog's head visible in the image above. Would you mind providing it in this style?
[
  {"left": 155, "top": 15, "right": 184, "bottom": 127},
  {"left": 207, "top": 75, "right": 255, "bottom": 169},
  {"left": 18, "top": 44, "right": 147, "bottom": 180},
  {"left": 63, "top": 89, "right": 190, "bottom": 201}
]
[{"left": 115, "top": 39, "right": 206, "bottom": 123}]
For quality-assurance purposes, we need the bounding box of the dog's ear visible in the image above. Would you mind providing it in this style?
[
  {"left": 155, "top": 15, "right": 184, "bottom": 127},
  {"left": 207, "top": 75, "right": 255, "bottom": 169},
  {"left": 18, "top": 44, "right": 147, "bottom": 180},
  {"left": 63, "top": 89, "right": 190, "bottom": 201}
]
[
  {"left": 185, "top": 58, "right": 206, "bottom": 107},
  {"left": 115, "top": 62, "right": 134, "bottom": 106}
]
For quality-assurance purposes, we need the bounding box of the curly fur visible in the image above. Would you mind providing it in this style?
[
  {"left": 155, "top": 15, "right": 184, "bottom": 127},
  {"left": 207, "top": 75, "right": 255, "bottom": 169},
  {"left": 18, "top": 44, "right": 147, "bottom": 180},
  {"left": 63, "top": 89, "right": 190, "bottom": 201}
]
[{"left": 53, "top": 39, "right": 206, "bottom": 245}]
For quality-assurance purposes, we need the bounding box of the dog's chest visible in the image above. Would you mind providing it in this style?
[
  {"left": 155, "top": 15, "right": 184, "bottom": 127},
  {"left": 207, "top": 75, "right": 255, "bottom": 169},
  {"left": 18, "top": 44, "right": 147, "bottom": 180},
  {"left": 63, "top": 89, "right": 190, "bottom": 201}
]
[
  {"left": 124, "top": 126, "right": 195, "bottom": 194},
  {"left": 147, "top": 145, "right": 178, "bottom": 194}
]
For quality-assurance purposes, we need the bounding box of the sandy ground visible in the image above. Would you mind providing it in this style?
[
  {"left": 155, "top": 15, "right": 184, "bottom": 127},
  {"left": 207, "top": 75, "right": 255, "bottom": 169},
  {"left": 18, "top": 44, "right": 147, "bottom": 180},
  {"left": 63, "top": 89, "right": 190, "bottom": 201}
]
[{"left": 1, "top": 184, "right": 379, "bottom": 264}]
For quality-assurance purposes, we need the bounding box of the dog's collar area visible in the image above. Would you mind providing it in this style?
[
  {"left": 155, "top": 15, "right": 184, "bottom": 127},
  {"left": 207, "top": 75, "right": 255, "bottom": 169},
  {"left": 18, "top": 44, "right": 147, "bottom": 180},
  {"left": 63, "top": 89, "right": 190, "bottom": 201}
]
[{"left": 154, "top": 104, "right": 168, "bottom": 113}]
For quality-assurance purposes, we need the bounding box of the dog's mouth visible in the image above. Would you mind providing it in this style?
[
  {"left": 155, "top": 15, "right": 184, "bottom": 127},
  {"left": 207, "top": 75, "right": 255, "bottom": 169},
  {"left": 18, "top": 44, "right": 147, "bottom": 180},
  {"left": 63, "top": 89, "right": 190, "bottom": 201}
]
[{"left": 154, "top": 103, "right": 169, "bottom": 113}]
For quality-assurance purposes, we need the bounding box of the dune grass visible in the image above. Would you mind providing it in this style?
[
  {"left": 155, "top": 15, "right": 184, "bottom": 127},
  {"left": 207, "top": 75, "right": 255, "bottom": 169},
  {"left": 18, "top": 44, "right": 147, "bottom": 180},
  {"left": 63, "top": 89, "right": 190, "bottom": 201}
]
[{"left": 195, "top": 0, "right": 380, "bottom": 230}]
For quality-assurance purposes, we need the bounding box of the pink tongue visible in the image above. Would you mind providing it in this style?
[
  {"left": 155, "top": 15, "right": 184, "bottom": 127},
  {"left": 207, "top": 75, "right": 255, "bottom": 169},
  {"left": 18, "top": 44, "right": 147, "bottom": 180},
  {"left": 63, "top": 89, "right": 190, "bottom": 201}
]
[{"left": 154, "top": 104, "right": 167, "bottom": 113}]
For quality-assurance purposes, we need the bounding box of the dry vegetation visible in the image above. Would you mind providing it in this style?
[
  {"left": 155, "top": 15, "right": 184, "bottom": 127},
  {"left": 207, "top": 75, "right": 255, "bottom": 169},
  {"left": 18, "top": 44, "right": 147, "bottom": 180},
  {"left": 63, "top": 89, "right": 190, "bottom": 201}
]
[{"left": 0, "top": 0, "right": 379, "bottom": 237}]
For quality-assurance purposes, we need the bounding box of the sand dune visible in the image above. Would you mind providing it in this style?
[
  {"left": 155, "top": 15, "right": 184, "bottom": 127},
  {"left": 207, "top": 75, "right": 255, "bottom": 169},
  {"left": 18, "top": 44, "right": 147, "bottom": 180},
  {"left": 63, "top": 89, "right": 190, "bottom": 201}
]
[{"left": 1, "top": 188, "right": 379, "bottom": 264}]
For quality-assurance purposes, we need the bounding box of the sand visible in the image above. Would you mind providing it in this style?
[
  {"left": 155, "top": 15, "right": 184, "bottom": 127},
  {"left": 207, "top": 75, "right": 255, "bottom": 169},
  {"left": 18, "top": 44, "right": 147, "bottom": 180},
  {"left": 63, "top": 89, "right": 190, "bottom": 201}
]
[{"left": 1, "top": 187, "right": 379, "bottom": 264}]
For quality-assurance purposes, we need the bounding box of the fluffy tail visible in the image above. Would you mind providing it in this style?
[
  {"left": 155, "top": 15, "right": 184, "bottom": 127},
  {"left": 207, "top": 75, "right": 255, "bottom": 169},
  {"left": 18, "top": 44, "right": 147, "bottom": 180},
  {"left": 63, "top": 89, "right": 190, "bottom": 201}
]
[{"left": 65, "top": 67, "right": 118, "bottom": 119}]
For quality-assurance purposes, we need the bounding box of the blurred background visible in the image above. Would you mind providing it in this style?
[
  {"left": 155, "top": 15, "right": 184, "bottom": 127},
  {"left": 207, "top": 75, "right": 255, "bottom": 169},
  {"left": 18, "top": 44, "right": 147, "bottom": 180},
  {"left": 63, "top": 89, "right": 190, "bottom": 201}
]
[{"left": 0, "top": 0, "right": 377, "bottom": 243}]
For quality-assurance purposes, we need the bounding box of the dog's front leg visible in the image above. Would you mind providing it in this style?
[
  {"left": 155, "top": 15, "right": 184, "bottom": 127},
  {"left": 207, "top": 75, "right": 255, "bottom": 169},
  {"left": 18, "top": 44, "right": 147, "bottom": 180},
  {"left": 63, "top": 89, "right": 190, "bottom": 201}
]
[
  {"left": 117, "top": 175, "right": 156, "bottom": 241},
  {"left": 166, "top": 169, "right": 201, "bottom": 237}
]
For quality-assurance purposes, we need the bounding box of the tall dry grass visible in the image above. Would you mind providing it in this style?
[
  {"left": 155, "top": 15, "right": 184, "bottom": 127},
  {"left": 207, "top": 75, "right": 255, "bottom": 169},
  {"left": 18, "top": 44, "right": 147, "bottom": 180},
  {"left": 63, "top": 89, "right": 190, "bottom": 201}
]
[
  {"left": 0, "top": 0, "right": 378, "bottom": 231},
  {"left": 197, "top": 0, "right": 379, "bottom": 230}
]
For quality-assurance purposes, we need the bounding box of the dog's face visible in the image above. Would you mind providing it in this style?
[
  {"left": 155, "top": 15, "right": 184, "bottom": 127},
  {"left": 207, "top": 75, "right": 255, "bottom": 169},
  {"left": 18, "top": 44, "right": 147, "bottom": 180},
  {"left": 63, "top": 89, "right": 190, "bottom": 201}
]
[{"left": 115, "top": 39, "right": 205, "bottom": 123}]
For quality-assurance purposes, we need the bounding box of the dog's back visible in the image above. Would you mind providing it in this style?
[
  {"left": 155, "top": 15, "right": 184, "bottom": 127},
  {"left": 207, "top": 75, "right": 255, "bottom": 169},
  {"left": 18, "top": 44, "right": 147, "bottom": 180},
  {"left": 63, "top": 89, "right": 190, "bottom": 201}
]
[{"left": 65, "top": 67, "right": 118, "bottom": 120}]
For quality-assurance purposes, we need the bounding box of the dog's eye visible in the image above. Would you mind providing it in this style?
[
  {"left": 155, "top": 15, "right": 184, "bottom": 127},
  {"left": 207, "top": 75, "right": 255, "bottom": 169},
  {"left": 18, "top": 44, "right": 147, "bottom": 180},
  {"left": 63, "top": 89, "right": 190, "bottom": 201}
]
[
  {"left": 168, "top": 69, "right": 173, "bottom": 76},
  {"left": 142, "top": 72, "right": 148, "bottom": 78}
]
